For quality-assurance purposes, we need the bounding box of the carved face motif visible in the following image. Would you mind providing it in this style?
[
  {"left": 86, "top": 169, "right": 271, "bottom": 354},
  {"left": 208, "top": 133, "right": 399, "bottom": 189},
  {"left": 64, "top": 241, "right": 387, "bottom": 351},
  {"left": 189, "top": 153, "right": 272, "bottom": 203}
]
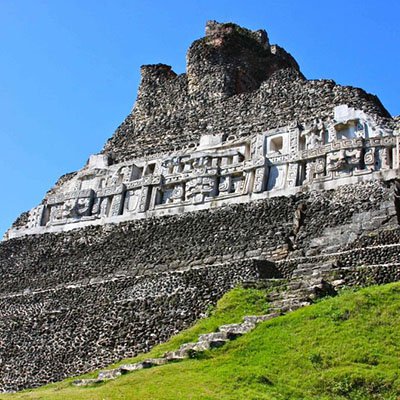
[
  {"left": 62, "top": 199, "right": 76, "bottom": 218},
  {"left": 74, "top": 198, "right": 91, "bottom": 216},
  {"left": 171, "top": 185, "right": 184, "bottom": 200},
  {"left": 345, "top": 149, "right": 361, "bottom": 165},
  {"left": 327, "top": 151, "right": 347, "bottom": 171},
  {"left": 307, "top": 131, "right": 322, "bottom": 149},
  {"left": 50, "top": 205, "right": 64, "bottom": 221}
]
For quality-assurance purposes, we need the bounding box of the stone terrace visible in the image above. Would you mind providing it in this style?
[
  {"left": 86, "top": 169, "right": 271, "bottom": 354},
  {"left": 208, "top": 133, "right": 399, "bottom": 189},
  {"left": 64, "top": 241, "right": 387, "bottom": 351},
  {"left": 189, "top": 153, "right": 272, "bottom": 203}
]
[{"left": 1, "top": 180, "right": 400, "bottom": 391}]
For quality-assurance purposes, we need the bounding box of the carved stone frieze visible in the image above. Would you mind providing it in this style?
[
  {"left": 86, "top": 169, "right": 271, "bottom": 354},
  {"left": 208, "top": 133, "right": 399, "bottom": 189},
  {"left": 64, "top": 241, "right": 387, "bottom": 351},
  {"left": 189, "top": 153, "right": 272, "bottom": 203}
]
[
  {"left": 326, "top": 148, "right": 363, "bottom": 174},
  {"left": 186, "top": 176, "right": 218, "bottom": 204},
  {"left": 7, "top": 105, "right": 399, "bottom": 238}
]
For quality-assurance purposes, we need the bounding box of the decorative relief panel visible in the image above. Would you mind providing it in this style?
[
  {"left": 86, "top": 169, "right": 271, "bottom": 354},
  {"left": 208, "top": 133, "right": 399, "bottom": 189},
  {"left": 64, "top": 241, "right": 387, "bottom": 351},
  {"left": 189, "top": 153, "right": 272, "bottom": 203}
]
[
  {"left": 9, "top": 105, "right": 399, "bottom": 237},
  {"left": 286, "top": 163, "right": 299, "bottom": 188},
  {"left": 27, "top": 205, "right": 45, "bottom": 229},
  {"left": 253, "top": 167, "right": 266, "bottom": 193}
]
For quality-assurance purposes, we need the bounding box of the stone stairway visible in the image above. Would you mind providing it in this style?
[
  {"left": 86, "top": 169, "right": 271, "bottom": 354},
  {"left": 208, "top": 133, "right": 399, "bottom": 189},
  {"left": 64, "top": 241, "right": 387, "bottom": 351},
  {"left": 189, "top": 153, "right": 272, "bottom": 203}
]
[
  {"left": 72, "top": 312, "right": 279, "bottom": 386},
  {"left": 248, "top": 260, "right": 339, "bottom": 313},
  {"left": 266, "top": 276, "right": 336, "bottom": 313},
  {"left": 73, "top": 261, "right": 339, "bottom": 387},
  {"left": 272, "top": 261, "right": 339, "bottom": 313}
]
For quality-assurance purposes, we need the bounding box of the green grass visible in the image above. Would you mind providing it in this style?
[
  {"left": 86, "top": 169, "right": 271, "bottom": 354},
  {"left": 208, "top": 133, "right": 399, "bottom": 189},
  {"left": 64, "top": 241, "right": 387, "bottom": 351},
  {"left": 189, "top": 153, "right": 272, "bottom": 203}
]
[{"left": 1, "top": 283, "right": 400, "bottom": 399}]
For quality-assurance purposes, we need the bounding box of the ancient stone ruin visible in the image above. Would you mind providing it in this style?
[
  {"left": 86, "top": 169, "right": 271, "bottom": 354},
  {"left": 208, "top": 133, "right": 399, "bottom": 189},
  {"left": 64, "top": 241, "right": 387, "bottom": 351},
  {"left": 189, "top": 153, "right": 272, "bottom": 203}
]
[{"left": 1, "top": 21, "right": 399, "bottom": 392}]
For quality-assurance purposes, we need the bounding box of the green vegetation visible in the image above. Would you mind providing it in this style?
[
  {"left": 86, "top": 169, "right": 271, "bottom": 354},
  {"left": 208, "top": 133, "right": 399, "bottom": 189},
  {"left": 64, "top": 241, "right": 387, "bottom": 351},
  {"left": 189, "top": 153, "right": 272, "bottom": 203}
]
[{"left": 1, "top": 283, "right": 400, "bottom": 399}]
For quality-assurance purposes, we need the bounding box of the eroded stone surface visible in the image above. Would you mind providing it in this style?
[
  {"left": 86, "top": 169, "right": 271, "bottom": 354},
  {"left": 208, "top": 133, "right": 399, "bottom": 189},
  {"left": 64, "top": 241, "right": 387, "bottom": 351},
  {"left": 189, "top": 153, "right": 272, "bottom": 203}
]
[{"left": 6, "top": 102, "right": 398, "bottom": 240}]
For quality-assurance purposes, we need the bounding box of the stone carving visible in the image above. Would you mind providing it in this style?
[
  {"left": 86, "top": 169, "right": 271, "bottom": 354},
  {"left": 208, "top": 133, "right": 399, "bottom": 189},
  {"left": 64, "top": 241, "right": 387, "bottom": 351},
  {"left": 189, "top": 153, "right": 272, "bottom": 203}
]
[
  {"left": 47, "top": 191, "right": 94, "bottom": 225},
  {"left": 72, "top": 197, "right": 93, "bottom": 217},
  {"left": 327, "top": 123, "right": 337, "bottom": 142},
  {"left": 170, "top": 185, "right": 185, "bottom": 202},
  {"left": 92, "top": 196, "right": 110, "bottom": 217},
  {"left": 304, "top": 157, "right": 326, "bottom": 183},
  {"left": 6, "top": 105, "right": 399, "bottom": 238},
  {"left": 232, "top": 176, "right": 245, "bottom": 193},
  {"left": 327, "top": 148, "right": 362, "bottom": 175},
  {"left": 138, "top": 187, "right": 150, "bottom": 212},
  {"left": 27, "top": 206, "right": 45, "bottom": 229},
  {"left": 253, "top": 167, "right": 266, "bottom": 193},
  {"left": 286, "top": 163, "right": 299, "bottom": 188},
  {"left": 186, "top": 176, "right": 218, "bottom": 204},
  {"left": 364, "top": 148, "right": 376, "bottom": 170},
  {"left": 2, "top": 21, "right": 400, "bottom": 395},
  {"left": 355, "top": 121, "right": 366, "bottom": 138},
  {"left": 289, "top": 126, "right": 300, "bottom": 159},
  {"left": 378, "top": 148, "right": 391, "bottom": 170},
  {"left": 301, "top": 119, "right": 325, "bottom": 150},
  {"left": 124, "top": 189, "right": 140, "bottom": 212},
  {"left": 218, "top": 176, "right": 232, "bottom": 194}
]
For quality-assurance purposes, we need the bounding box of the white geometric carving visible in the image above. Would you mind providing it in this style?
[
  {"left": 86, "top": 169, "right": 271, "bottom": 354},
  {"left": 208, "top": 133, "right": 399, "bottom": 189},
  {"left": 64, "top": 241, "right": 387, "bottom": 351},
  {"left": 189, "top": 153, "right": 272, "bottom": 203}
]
[{"left": 6, "top": 106, "right": 399, "bottom": 239}]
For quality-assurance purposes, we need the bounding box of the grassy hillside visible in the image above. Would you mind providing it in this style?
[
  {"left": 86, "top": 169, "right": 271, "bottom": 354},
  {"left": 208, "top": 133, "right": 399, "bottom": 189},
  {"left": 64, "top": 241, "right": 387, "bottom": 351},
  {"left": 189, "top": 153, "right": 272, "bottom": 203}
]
[{"left": 1, "top": 283, "right": 400, "bottom": 400}]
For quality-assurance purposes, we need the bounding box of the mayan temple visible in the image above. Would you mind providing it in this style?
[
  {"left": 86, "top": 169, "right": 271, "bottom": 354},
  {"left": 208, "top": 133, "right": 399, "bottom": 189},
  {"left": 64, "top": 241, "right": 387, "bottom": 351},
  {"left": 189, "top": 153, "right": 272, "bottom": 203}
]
[{"left": 1, "top": 21, "right": 400, "bottom": 392}]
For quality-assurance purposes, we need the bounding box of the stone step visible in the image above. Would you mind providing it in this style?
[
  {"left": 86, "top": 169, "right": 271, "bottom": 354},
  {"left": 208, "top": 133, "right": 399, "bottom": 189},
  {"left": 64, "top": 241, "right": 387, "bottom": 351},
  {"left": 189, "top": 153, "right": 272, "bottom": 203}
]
[
  {"left": 272, "top": 296, "right": 312, "bottom": 305},
  {"left": 242, "top": 278, "right": 286, "bottom": 289},
  {"left": 119, "top": 363, "right": 147, "bottom": 372},
  {"left": 271, "top": 299, "right": 310, "bottom": 308},
  {"left": 269, "top": 281, "right": 331, "bottom": 300},
  {"left": 243, "top": 313, "right": 280, "bottom": 324},
  {"left": 98, "top": 368, "right": 122, "bottom": 380},
  {"left": 281, "top": 286, "right": 323, "bottom": 297},
  {"left": 292, "top": 263, "right": 336, "bottom": 276},
  {"left": 199, "top": 339, "right": 228, "bottom": 350},
  {"left": 142, "top": 357, "right": 169, "bottom": 367},
  {"left": 198, "top": 331, "right": 228, "bottom": 342},
  {"left": 75, "top": 277, "right": 325, "bottom": 389},
  {"left": 291, "top": 268, "right": 315, "bottom": 277},
  {"left": 270, "top": 300, "right": 310, "bottom": 313},
  {"left": 218, "top": 322, "right": 255, "bottom": 338},
  {"left": 120, "top": 358, "right": 168, "bottom": 371},
  {"left": 72, "top": 309, "right": 286, "bottom": 388},
  {"left": 164, "top": 349, "right": 188, "bottom": 361},
  {"left": 176, "top": 337, "right": 229, "bottom": 355}
]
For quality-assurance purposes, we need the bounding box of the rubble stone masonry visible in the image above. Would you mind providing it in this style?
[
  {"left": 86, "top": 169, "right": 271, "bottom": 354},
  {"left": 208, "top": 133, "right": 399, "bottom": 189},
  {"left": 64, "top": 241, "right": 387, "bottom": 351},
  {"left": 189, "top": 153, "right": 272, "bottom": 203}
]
[{"left": 1, "top": 21, "right": 399, "bottom": 391}]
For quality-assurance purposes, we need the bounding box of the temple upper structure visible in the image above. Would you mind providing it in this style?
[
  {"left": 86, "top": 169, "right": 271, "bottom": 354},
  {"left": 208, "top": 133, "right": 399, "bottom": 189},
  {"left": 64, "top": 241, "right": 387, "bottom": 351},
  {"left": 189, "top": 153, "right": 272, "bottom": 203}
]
[{"left": 5, "top": 21, "right": 398, "bottom": 239}]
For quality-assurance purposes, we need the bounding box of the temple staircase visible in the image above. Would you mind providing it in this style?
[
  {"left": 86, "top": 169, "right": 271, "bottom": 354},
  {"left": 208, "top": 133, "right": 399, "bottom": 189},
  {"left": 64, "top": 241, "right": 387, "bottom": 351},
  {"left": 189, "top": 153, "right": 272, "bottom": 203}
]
[{"left": 73, "top": 260, "right": 339, "bottom": 387}]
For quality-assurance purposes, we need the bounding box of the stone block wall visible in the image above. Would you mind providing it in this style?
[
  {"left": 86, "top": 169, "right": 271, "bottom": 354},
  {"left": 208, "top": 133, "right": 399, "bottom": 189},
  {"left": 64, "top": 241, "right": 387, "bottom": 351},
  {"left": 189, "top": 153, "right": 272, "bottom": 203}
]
[
  {"left": 0, "top": 196, "right": 297, "bottom": 295},
  {"left": 1, "top": 180, "right": 399, "bottom": 391},
  {"left": 0, "top": 260, "right": 262, "bottom": 392}
]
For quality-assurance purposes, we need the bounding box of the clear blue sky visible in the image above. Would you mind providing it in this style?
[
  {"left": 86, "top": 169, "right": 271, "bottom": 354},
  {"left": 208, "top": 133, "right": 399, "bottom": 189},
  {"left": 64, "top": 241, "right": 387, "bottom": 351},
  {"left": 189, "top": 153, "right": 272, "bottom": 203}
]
[{"left": 1, "top": 0, "right": 399, "bottom": 237}]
